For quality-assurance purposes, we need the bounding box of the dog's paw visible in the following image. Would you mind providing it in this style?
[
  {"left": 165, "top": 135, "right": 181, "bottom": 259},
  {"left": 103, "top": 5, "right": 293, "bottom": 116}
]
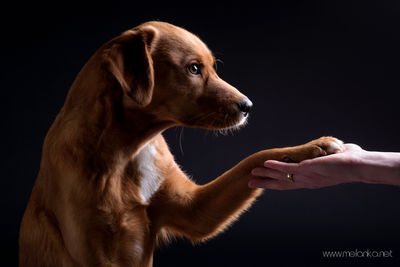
[
  {"left": 282, "top": 136, "right": 344, "bottom": 163},
  {"left": 307, "top": 136, "right": 345, "bottom": 155}
]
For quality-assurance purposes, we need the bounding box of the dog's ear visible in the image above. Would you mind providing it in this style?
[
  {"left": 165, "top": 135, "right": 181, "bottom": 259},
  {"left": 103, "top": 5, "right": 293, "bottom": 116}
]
[{"left": 106, "top": 26, "right": 157, "bottom": 106}]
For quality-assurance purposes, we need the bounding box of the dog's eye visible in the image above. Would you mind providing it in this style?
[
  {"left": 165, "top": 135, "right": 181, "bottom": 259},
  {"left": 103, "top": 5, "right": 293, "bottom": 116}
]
[{"left": 187, "top": 64, "right": 202, "bottom": 76}]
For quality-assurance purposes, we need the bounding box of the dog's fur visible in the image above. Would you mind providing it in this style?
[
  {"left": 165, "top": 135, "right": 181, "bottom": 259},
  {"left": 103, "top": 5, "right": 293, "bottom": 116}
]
[{"left": 19, "top": 21, "right": 343, "bottom": 266}]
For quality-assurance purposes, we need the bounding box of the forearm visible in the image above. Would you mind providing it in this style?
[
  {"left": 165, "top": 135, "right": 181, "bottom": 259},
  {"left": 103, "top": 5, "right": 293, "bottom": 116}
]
[
  {"left": 151, "top": 155, "right": 263, "bottom": 241},
  {"left": 357, "top": 151, "right": 400, "bottom": 186},
  {"left": 185, "top": 153, "right": 266, "bottom": 240},
  {"left": 193, "top": 149, "right": 287, "bottom": 218}
]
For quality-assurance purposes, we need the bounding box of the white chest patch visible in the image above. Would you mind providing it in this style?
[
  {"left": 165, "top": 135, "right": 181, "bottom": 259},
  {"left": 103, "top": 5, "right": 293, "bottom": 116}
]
[{"left": 136, "top": 142, "right": 163, "bottom": 204}]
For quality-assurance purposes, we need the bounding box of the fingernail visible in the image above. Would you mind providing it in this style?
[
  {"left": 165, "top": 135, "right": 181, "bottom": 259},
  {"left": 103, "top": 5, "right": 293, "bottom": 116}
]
[{"left": 264, "top": 160, "right": 273, "bottom": 167}]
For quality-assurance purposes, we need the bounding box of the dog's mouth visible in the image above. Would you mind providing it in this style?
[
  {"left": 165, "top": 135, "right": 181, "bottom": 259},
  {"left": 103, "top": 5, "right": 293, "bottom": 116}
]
[
  {"left": 182, "top": 108, "right": 249, "bottom": 131},
  {"left": 179, "top": 96, "right": 253, "bottom": 132},
  {"left": 217, "top": 113, "right": 249, "bottom": 134}
]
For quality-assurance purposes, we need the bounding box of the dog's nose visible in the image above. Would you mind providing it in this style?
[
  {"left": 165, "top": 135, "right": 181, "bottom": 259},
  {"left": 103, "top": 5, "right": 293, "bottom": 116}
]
[{"left": 237, "top": 98, "right": 253, "bottom": 116}]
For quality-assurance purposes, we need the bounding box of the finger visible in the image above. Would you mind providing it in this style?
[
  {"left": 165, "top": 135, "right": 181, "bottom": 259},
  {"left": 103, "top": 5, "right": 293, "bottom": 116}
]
[
  {"left": 263, "top": 160, "right": 300, "bottom": 174},
  {"left": 248, "top": 177, "right": 275, "bottom": 188},
  {"left": 249, "top": 177, "right": 275, "bottom": 189},
  {"left": 249, "top": 177, "right": 303, "bottom": 190},
  {"left": 251, "top": 167, "right": 285, "bottom": 180}
]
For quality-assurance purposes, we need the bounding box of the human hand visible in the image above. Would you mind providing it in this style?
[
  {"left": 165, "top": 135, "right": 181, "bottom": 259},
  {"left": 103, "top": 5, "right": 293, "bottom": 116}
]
[{"left": 249, "top": 144, "right": 364, "bottom": 190}]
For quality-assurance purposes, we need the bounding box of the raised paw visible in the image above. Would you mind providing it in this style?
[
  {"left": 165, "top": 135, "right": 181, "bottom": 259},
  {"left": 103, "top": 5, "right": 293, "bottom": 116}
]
[
  {"left": 282, "top": 136, "right": 344, "bottom": 163},
  {"left": 307, "top": 136, "right": 345, "bottom": 155}
]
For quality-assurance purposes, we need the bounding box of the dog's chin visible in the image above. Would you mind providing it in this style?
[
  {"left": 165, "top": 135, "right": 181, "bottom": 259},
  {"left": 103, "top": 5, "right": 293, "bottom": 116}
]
[
  {"left": 219, "top": 114, "right": 248, "bottom": 132},
  {"left": 236, "top": 114, "right": 248, "bottom": 127}
]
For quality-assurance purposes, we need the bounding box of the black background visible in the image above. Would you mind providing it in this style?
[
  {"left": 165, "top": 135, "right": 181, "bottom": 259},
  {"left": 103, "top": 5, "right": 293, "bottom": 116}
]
[{"left": 2, "top": 1, "right": 400, "bottom": 266}]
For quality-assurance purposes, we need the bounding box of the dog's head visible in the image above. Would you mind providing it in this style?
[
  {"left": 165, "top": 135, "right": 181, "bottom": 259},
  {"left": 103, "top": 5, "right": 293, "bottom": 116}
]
[{"left": 104, "top": 21, "right": 252, "bottom": 130}]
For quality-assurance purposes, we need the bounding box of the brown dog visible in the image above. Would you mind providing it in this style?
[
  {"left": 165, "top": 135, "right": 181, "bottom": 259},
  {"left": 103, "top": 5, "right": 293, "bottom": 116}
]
[{"left": 19, "top": 21, "right": 343, "bottom": 266}]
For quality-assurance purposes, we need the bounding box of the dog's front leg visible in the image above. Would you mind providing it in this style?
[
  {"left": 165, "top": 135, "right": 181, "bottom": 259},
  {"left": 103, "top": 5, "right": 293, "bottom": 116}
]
[{"left": 150, "top": 137, "right": 343, "bottom": 242}]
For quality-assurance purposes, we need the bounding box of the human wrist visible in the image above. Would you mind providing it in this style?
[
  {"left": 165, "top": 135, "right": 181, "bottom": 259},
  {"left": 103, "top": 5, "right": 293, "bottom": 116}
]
[{"left": 357, "top": 150, "right": 400, "bottom": 186}]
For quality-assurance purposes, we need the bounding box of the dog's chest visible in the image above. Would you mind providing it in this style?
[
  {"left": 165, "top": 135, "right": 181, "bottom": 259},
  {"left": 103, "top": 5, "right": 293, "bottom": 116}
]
[{"left": 135, "top": 142, "right": 163, "bottom": 204}]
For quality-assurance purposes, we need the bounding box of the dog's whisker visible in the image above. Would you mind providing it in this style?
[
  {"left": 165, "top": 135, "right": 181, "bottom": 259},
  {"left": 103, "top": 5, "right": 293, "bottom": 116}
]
[
  {"left": 215, "top": 58, "right": 224, "bottom": 72},
  {"left": 178, "top": 126, "right": 185, "bottom": 156}
]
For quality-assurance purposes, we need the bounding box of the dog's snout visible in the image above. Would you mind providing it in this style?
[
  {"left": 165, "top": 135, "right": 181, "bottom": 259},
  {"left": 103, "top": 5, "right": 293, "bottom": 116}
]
[{"left": 237, "top": 98, "right": 253, "bottom": 116}]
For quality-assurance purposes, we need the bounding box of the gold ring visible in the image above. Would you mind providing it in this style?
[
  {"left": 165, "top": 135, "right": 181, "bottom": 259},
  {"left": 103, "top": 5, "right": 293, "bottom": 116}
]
[{"left": 287, "top": 173, "right": 294, "bottom": 182}]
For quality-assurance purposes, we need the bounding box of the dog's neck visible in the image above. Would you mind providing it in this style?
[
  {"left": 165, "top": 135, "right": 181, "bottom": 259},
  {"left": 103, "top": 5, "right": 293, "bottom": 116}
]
[{"left": 47, "top": 92, "right": 171, "bottom": 181}]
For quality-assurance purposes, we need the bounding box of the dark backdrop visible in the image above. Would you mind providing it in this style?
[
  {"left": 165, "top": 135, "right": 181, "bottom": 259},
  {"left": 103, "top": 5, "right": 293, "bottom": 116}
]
[{"left": 2, "top": 1, "right": 400, "bottom": 266}]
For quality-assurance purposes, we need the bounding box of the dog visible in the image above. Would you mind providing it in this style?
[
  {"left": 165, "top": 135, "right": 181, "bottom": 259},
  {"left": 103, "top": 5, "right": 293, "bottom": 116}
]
[{"left": 19, "top": 21, "right": 344, "bottom": 266}]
